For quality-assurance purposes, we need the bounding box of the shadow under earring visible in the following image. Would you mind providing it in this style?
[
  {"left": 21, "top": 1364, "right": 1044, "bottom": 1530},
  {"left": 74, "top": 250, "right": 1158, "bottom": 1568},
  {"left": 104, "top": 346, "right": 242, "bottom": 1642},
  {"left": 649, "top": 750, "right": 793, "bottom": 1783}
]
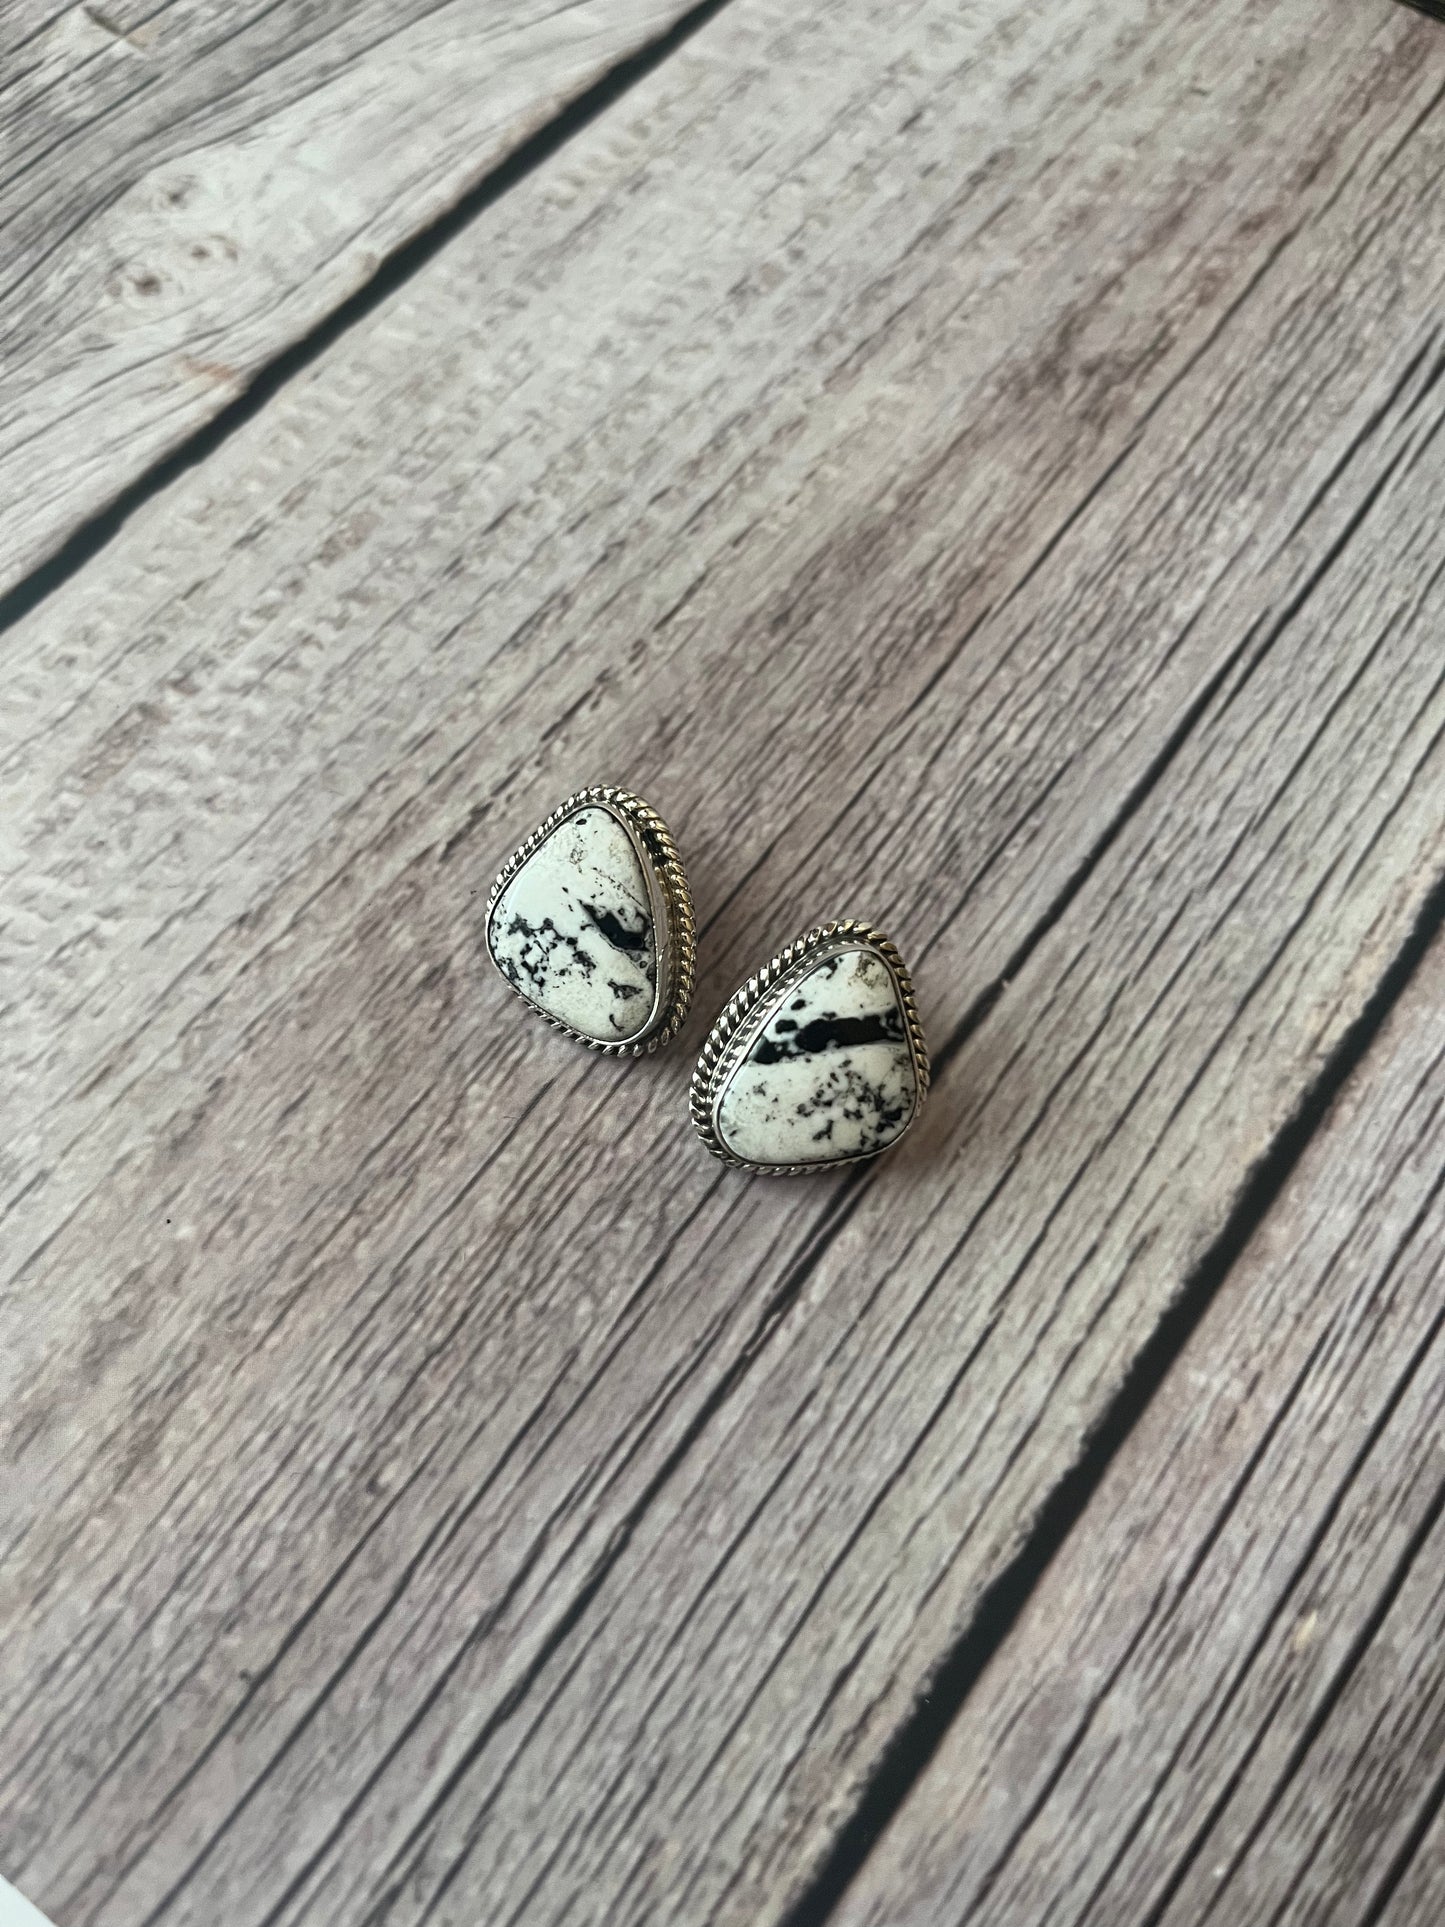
[
  {"left": 691, "top": 920, "right": 929, "bottom": 1173},
  {"left": 485, "top": 785, "right": 695, "bottom": 1053}
]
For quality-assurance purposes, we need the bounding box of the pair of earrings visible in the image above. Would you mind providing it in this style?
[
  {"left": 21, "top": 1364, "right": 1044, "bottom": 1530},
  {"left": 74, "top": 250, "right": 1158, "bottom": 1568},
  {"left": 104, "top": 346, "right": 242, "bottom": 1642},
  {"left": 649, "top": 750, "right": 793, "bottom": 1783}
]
[{"left": 485, "top": 785, "right": 929, "bottom": 1174}]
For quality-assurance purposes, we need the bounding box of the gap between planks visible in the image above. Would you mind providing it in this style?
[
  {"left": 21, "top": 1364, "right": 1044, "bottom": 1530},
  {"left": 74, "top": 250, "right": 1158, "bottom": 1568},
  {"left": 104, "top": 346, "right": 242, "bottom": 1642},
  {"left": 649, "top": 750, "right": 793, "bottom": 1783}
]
[
  {"left": 0, "top": 0, "right": 730, "bottom": 607},
  {"left": 828, "top": 917, "right": 1445, "bottom": 1927},
  {"left": 788, "top": 862, "right": 1445, "bottom": 1927}
]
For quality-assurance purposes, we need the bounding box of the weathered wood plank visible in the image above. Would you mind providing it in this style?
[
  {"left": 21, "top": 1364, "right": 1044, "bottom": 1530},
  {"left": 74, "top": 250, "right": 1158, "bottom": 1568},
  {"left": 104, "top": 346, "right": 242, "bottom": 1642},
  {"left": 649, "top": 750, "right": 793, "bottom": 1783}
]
[
  {"left": 0, "top": 0, "right": 704, "bottom": 598},
  {"left": 1377, "top": 1807, "right": 1445, "bottom": 1925},
  {"left": 3, "top": 1, "right": 1445, "bottom": 1924},
  {"left": 832, "top": 931, "right": 1445, "bottom": 1927}
]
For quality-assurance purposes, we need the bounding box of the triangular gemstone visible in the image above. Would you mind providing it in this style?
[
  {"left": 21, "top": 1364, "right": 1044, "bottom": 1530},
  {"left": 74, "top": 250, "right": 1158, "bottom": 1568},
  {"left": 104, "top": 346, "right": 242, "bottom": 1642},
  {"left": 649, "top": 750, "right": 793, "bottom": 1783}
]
[
  {"left": 711, "top": 940, "right": 921, "bottom": 1167},
  {"left": 487, "top": 801, "right": 662, "bottom": 1046}
]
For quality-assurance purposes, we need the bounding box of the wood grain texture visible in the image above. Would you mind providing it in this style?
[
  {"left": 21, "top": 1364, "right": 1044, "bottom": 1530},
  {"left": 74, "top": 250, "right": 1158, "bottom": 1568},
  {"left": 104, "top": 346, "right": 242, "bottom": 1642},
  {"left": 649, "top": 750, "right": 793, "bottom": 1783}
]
[
  {"left": 832, "top": 932, "right": 1445, "bottom": 1927},
  {"left": 0, "top": 0, "right": 704, "bottom": 597},
  {"left": 1377, "top": 1807, "right": 1445, "bottom": 1926},
  {"left": 3, "top": 0, "right": 1445, "bottom": 1923}
]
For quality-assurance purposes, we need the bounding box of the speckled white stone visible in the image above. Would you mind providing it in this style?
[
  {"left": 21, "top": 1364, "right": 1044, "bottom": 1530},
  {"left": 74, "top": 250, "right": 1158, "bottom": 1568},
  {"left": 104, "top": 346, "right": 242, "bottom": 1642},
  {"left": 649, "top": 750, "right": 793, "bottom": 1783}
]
[
  {"left": 714, "top": 944, "right": 918, "bottom": 1167},
  {"left": 488, "top": 805, "right": 658, "bottom": 1043}
]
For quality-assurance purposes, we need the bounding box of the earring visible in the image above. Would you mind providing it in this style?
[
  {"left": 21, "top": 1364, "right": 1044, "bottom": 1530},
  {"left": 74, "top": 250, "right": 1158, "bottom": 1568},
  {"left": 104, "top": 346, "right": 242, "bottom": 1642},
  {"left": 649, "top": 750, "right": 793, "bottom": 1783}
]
[
  {"left": 691, "top": 920, "right": 929, "bottom": 1173},
  {"left": 485, "top": 785, "right": 695, "bottom": 1053}
]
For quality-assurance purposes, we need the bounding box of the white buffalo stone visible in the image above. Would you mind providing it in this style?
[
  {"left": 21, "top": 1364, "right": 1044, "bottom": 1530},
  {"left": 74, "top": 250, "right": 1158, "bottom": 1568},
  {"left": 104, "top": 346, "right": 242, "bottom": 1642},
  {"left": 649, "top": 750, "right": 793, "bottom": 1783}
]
[
  {"left": 488, "top": 805, "right": 657, "bottom": 1043},
  {"left": 714, "top": 944, "right": 918, "bottom": 1166}
]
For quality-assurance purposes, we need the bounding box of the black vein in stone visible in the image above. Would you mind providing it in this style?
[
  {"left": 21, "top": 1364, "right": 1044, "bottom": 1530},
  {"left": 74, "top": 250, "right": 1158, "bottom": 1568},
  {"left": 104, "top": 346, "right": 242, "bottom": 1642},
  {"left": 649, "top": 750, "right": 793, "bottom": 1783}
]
[
  {"left": 751, "top": 1009, "right": 905, "bottom": 1065},
  {"left": 578, "top": 899, "right": 650, "bottom": 955}
]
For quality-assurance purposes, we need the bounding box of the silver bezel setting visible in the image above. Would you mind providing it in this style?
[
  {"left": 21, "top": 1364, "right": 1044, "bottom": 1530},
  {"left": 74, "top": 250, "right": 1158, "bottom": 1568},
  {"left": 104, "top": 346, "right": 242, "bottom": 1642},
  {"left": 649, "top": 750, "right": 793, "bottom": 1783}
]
[
  {"left": 485, "top": 785, "right": 696, "bottom": 1055},
  {"left": 690, "top": 920, "right": 930, "bottom": 1174}
]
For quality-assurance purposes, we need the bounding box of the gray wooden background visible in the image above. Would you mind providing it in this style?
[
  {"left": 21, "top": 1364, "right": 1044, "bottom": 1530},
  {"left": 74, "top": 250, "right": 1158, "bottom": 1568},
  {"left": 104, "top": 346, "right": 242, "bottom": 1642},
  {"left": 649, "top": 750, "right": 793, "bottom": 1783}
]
[{"left": 4, "top": 1, "right": 1445, "bottom": 1923}]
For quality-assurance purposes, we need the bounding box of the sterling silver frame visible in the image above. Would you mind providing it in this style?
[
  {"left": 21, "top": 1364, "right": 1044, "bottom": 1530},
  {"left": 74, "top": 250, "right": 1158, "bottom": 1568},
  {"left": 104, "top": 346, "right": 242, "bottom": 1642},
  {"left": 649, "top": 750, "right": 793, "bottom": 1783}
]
[
  {"left": 485, "top": 784, "right": 696, "bottom": 1055},
  {"left": 690, "top": 919, "right": 930, "bottom": 1174}
]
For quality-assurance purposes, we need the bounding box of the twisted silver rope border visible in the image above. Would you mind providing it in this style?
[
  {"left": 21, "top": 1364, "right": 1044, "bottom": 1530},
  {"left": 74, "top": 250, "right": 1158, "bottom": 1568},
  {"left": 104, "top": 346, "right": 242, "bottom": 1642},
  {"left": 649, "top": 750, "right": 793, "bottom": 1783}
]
[
  {"left": 485, "top": 784, "right": 696, "bottom": 1056},
  {"left": 689, "top": 919, "right": 930, "bottom": 1174}
]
